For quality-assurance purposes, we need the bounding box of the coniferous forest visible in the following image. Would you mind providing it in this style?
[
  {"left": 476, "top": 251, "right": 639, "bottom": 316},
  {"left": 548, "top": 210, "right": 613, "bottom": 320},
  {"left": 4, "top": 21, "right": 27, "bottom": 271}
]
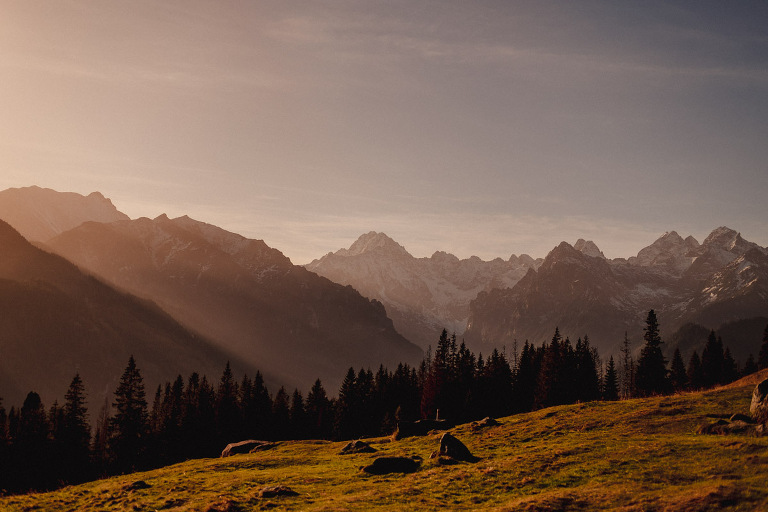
[{"left": 1, "top": 312, "right": 765, "bottom": 494}]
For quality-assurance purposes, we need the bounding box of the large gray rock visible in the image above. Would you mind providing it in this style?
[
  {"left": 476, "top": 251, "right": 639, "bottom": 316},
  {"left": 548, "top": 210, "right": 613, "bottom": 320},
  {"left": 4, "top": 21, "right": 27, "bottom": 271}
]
[
  {"left": 751, "top": 378, "right": 768, "bottom": 424},
  {"left": 220, "top": 440, "right": 276, "bottom": 457},
  {"left": 433, "top": 433, "right": 479, "bottom": 463}
]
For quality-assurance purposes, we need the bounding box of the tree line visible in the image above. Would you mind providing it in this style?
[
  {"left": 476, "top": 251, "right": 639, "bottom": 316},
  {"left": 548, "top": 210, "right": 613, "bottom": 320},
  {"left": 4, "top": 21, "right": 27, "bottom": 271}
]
[{"left": 2, "top": 312, "right": 766, "bottom": 494}]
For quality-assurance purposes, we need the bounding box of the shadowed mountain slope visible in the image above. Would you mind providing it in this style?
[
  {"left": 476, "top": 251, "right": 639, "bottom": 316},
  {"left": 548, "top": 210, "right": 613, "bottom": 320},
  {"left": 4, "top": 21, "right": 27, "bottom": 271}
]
[
  {"left": 47, "top": 217, "right": 423, "bottom": 394},
  {"left": 0, "top": 219, "right": 246, "bottom": 409}
]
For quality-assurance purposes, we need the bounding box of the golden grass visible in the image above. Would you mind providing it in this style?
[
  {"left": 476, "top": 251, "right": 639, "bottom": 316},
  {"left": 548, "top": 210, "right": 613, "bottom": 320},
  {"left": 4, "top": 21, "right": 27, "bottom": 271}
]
[{"left": 3, "top": 382, "right": 767, "bottom": 511}]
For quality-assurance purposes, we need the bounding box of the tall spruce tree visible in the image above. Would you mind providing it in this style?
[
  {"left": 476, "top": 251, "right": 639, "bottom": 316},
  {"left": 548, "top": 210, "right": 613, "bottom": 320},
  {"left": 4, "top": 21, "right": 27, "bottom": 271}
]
[
  {"left": 687, "top": 351, "right": 703, "bottom": 390},
  {"left": 603, "top": 356, "right": 619, "bottom": 401},
  {"left": 759, "top": 324, "right": 768, "bottom": 369},
  {"left": 306, "top": 378, "right": 332, "bottom": 439},
  {"left": 62, "top": 374, "right": 91, "bottom": 482},
  {"left": 635, "top": 310, "right": 669, "bottom": 396},
  {"left": 110, "top": 355, "right": 149, "bottom": 472},
  {"left": 670, "top": 348, "right": 688, "bottom": 391},
  {"left": 701, "top": 331, "right": 724, "bottom": 387}
]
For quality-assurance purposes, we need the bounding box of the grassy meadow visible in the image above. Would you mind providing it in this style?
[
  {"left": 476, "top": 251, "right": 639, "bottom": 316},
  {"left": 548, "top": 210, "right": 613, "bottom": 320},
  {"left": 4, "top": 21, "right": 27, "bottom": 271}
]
[{"left": 3, "top": 376, "right": 768, "bottom": 511}]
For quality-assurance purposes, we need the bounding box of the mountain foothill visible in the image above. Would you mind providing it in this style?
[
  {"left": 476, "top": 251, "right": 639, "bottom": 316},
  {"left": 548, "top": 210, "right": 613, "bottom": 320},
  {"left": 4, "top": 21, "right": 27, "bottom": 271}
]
[{"left": 1, "top": 186, "right": 767, "bottom": 410}]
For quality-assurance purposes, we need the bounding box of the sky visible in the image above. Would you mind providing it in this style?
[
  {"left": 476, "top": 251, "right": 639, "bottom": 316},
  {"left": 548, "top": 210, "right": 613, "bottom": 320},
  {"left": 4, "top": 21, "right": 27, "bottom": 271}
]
[{"left": 1, "top": 1, "right": 767, "bottom": 264}]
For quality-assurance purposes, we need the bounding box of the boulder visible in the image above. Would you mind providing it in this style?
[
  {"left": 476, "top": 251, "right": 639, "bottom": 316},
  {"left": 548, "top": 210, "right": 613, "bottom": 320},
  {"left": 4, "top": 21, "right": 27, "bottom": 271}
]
[
  {"left": 221, "top": 440, "right": 276, "bottom": 457},
  {"left": 470, "top": 417, "right": 500, "bottom": 430},
  {"left": 392, "top": 419, "right": 451, "bottom": 440},
  {"left": 750, "top": 378, "right": 768, "bottom": 424},
  {"left": 123, "top": 480, "right": 151, "bottom": 491},
  {"left": 339, "top": 440, "right": 377, "bottom": 454},
  {"left": 433, "top": 433, "right": 479, "bottom": 463},
  {"left": 362, "top": 456, "right": 421, "bottom": 474},
  {"left": 729, "top": 413, "right": 753, "bottom": 423},
  {"left": 257, "top": 485, "right": 299, "bottom": 498}
]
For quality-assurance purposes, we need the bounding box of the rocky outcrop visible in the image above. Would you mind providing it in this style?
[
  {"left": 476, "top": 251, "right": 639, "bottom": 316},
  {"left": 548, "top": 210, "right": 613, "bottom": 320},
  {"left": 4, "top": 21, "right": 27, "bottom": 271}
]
[
  {"left": 751, "top": 378, "right": 768, "bottom": 424},
  {"left": 220, "top": 440, "right": 277, "bottom": 457},
  {"left": 431, "top": 433, "right": 479, "bottom": 463},
  {"left": 339, "top": 440, "right": 377, "bottom": 454}
]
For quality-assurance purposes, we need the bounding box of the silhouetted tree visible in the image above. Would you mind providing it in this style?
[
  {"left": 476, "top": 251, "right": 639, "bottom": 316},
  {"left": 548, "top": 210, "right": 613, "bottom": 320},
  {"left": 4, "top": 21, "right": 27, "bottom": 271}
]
[
  {"left": 722, "top": 348, "right": 738, "bottom": 384},
  {"left": 61, "top": 374, "right": 91, "bottom": 482},
  {"left": 620, "top": 332, "right": 635, "bottom": 398},
  {"left": 306, "top": 378, "right": 332, "bottom": 439},
  {"left": 635, "top": 310, "right": 669, "bottom": 396},
  {"left": 603, "top": 356, "right": 619, "bottom": 401},
  {"left": 759, "top": 324, "right": 768, "bottom": 369},
  {"left": 687, "top": 351, "right": 703, "bottom": 390},
  {"left": 215, "top": 362, "right": 240, "bottom": 445},
  {"left": 109, "top": 355, "right": 149, "bottom": 473},
  {"left": 743, "top": 354, "right": 758, "bottom": 377},
  {"left": 670, "top": 348, "right": 688, "bottom": 391},
  {"left": 701, "top": 331, "right": 724, "bottom": 387},
  {"left": 271, "top": 387, "right": 291, "bottom": 440},
  {"left": 289, "top": 389, "right": 306, "bottom": 439}
]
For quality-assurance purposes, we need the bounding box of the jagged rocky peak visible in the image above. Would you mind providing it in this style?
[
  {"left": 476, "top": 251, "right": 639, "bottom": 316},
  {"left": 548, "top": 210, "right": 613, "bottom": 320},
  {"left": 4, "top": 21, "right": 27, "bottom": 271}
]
[
  {"left": 430, "top": 250, "right": 460, "bottom": 264},
  {"left": 574, "top": 239, "right": 606, "bottom": 259},
  {"left": 339, "top": 231, "right": 411, "bottom": 257},
  {"left": 631, "top": 230, "right": 698, "bottom": 270},
  {"left": 700, "top": 226, "right": 761, "bottom": 255}
]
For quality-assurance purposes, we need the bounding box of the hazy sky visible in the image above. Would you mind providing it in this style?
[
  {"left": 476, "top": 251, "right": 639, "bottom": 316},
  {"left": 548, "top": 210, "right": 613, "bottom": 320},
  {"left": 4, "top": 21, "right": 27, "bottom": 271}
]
[{"left": 1, "top": 1, "right": 767, "bottom": 263}]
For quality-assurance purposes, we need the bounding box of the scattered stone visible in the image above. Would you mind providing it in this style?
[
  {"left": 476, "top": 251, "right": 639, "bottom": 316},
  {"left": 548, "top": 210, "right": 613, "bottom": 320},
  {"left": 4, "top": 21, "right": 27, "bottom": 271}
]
[
  {"left": 433, "top": 433, "right": 479, "bottom": 463},
  {"left": 698, "top": 420, "right": 763, "bottom": 436},
  {"left": 750, "top": 378, "right": 768, "bottom": 424},
  {"left": 730, "top": 413, "right": 754, "bottom": 423},
  {"left": 339, "top": 440, "right": 377, "bottom": 454},
  {"left": 362, "top": 456, "right": 421, "bottom": 474},
  {"left": 470, "top": 417, "right": 500, "bottom": 430},
  {"left": 257, "top": 485, "right": 299, "bottom": 498},
  {"left": 221, "top": 440, "right": 277, "bottom": 457},
  {"left": 204, "top": 498, "right": 242, "bottom": 512},
  {"left": 123, "top": 480, "right": 151, "bottom": 491},
  {"left": 392, "top": 419, "right": 451, "bottom": 440},
  {"left": 435, "top": 455, "right": 460, "bottom": 466}
]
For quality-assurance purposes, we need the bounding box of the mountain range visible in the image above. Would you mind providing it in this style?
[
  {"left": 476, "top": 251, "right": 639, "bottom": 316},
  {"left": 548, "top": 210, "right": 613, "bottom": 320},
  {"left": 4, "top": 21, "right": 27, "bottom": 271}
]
[
  {"left": 0, "top": 187, "right": 421, "bottom": 408},
  {"left": 1, "top": 185, "right": 766, "bottom": 409},
  {"left": 309, "top": 229, "right": 768, "bottom": 361}
]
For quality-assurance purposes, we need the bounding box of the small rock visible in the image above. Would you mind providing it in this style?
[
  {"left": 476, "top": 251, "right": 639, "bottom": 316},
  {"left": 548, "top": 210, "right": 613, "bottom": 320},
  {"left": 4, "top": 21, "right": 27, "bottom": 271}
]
[
  {"left": 362, "top": 456, "right": 421, "bottom": 474},
  {"left": 470, "top": 417, "right": 500, "bottom": 430},
  {"left": 339, "top": 440, "right": 377, "bottom": 454},
  {"left": 730, "top": 413, "right": 753, "bottom": 423},
  {"left": 123, "top": 480, "right": 151, "bottom": 491},
  {"left": 258, "top": 485, "right": 299, "bottom": 498}
]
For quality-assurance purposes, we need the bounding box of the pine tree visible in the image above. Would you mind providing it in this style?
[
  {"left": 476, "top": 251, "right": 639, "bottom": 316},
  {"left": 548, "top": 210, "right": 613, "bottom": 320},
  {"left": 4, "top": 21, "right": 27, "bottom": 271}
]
[
  {"left": 335, "top": 368, "right": 358, "bottom": 440},
  {"left": 743, "top": 354, "right": 758, "bottom": 377},
  {"left": 17, "top": 392, "right": 50, "bottom": 489},
  {"left": 289, "top": 389, "right": 306, "bottom": 439},
  {"left": 686, "top": 351, "right": 703, "bottom": 390},
  {"left": 620, "top": 332, "right": 635, "bottom": 398},
  {"left": 110, "top": 355, "right": 149, "bottom": 472},
  {"left": 603, "top": 356, "right": 619, "bottom": 401},
  {"left": 215, "top": 362, "right": 240, "bottom": 445},
  {"left": 759, "top": 324, "right": 768, "bottom": 370},
  {"left": 635, "top": 310, "right": 669, "bottom": 396},
  {"left": 306, "top": 378, "right": 332, "bottom": 439},
  {"left": 61, "top": 374, "right": 91, "bottom": 482},
  {"left": 271, "top": 387, "right": 291, "bottom": 440},
  {"left": 722, "top": 348, "right": 738, "bottom": 384},
  {"left": 669, "top": 348, "right": 688, "bottom": 391},
  {"left": 701, "top": 331, "right": 724, "bottom": 387}
]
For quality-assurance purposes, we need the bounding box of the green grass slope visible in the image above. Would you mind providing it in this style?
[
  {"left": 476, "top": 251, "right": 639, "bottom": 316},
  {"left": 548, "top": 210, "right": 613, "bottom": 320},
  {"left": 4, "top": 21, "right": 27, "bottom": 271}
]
[{"left": 4, "top": 382, "right": 768, "bottom": 511}]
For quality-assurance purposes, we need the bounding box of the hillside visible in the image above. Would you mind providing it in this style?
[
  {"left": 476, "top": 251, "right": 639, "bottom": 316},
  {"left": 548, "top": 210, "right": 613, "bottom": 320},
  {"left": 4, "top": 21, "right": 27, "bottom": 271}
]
[
  {"left": 46, "top": 216, "right": 423, "bottom": 394},
  {"left": 0, "top": 219, "right": 247, "bottom": 409},
  {"left": 4, "top": 381, "right": 767, "bottom": 511}
]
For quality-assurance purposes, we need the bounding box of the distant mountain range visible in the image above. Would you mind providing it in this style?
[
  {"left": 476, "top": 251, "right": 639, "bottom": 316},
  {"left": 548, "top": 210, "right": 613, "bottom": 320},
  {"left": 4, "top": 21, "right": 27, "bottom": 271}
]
[
  {"left": 1, "top": 185, "right": 766, "bottom": 410},
  {"left": 0, "top": 187, "right": 422, "bottom": 407},
  {"left": 309, "top": 229, "right": 768, "bottom": 362},
  {"left": 307, "top": 232, "right": 542, "bottom": 348}
]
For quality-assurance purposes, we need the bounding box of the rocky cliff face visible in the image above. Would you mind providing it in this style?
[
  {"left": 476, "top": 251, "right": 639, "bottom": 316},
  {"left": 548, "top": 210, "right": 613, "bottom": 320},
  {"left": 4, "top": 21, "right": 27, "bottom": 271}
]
[
  {"left": 465, "top": 227, "right": 768, "bottom": 357},
  {"left": 306, "top": 232, "right": 541, "bottom": 348}
]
